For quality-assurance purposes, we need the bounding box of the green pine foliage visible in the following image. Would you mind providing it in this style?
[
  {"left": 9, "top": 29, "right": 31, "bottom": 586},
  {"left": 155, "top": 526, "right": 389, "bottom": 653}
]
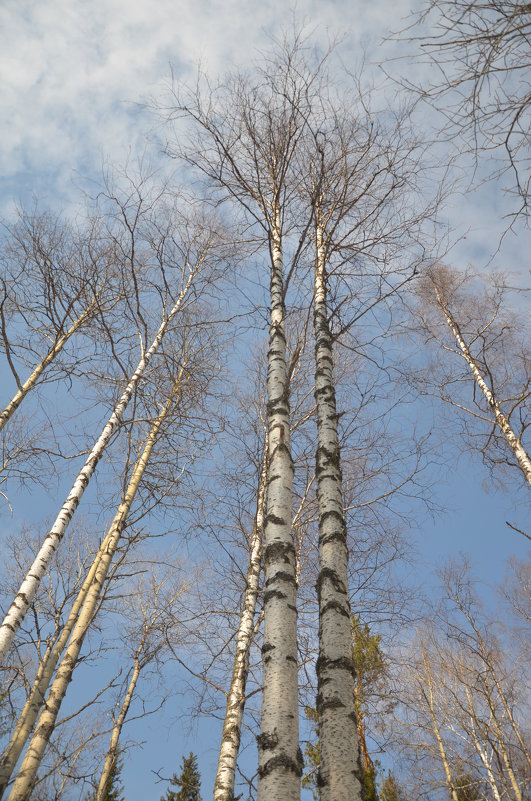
[
  {"left": 160, "top": 753, "right": 202, "bottom": 801},
  {"left": 379, "top": 771, "right": 406, "bottom": 801},
  {"left": 86, "top": 754, "right": 125, "bottom": 801}
]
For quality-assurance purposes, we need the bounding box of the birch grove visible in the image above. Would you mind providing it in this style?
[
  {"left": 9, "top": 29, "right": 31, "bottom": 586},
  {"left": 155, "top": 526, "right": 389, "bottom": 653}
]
[
  {"left": 0, "top": 15, "right": 529, "bottom": 801},
  {"left": 0, "top": 218, "right": 211, "bottom": 660}
]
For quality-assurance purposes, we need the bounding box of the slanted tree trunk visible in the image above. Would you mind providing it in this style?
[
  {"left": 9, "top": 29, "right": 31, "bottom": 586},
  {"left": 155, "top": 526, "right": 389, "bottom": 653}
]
[
  {"left": 313, "top": 219, "right": 362, "bottom": 801},
  {"left": 419, "top": 648, "right": 460, "bottom": 801},
  {"left": 94, "top": 651, "right": 143, "bottom": 801},
  {"left": 0, "top": 534, "right": 110, "bottom": 797},
  {"left": 432, "top": 281, "right": 531, "bottom": 488},
  {"left": 464, "top": 686, "right": 503, "bottom": 801},
  {"left": 0, "top": 296, "right": 98, "bottom": 432},
  {"left": 257, "top": 222, "right": 301, "bottom": 801},
  {"left": 6, "top": 384, "right": 179, "bottom": 801},
  {"left": 214, "top": 435, "right": 268, "bottom": 801},
  {"left": 0, "top": 269, "right": 197, "bottom": 661}
]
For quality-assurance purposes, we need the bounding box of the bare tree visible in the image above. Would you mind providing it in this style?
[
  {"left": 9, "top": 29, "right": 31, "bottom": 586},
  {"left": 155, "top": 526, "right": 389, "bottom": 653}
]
[
  {"left": 401, "top": 0, "right": 531, "bottom": 224},
  {"left": 0, "top": 196, "right": 219, "bottom": 660},
  {"left": 412, "top": 264, "right": 531, "bottom": 491}
]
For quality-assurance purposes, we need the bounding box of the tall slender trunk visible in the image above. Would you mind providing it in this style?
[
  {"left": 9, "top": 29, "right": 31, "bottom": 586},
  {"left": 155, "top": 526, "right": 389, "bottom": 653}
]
[
  {"left": 420, "top": 649, "right": 459, "bottom": 801},
  {"left": 94, "top": 648, "right": 144, "bottom": 801},
  {"left": 433, "top": 284, "right": 531, "bottom": 488},
  {"left": 0, "top": 536, "right": 109, "bottom": 797},
  {"left": 464, "top": 687, "right": 502, "bottom": 801},
  {"left": 0, "top": 297, "right": 97, "bottom": 432},
  {"left": 313, "top": 220, "right": 362, "bottom": 801},
  {"left": 0, "top": 270, "right": 196, "bottom": 661},
  {"left": 7, "top": 387, "right": 178, "bottom": 801},
  {"left": 257, "top": 222, "right": 301, "bottom": 801},
  {"left": 214, "top": 436, "right": 268, "bottom": 801}
]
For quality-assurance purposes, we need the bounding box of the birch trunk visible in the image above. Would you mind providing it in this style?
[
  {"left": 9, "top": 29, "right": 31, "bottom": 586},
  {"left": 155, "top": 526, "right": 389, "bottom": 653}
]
[
  {"left": 313, "top": 221, "right": 362, "bottom": 801},
  {"left": 0, "top": 529, "right": 112, "bottom": 798},
  {"left": 0, "top": 269, "right": 196, "bottom": 661},
  {"left": 433, "top": 284, "right": 531, "bottom": 488},
  {"left": 257, "top": 224, "right": 301, "bottom": 801},
  {"left": 214, "top": 436, "right": 268, "bottom": 801},
  {"left": 7, "top": 388, "right": 176, "bottom": 801},
  {"left": 464, "top": 687, "right": 502, "bottom": 801},
  {"left": 0, "top": 297, "right": 97, "bottom": 432},
  {"left": 420, "top": 650, "right": 459, "bottom": 801},
  {"left": 94, "top": 650, "right": 143, "bottom": 801}
]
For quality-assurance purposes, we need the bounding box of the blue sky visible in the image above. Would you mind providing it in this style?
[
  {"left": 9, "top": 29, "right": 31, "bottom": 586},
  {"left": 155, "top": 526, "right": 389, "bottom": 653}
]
[{"left": 0, "top": 1, "right": 529, "bottom": 799}]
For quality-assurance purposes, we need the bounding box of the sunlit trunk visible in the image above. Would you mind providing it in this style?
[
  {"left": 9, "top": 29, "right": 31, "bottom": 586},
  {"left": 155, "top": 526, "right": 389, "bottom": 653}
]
[
  {"left": 0, "top": 297, "right": 97, "bottom": 432},
  {"left": 313, "top": 220, "right": 362, "bottom": 801},
  {"left": 214, "top": 436, "right": 268, "bottom": 801},
  {"left": 257, "top": 221, "right": 301, "bottom": 801},
  {"left": 7, "top": 386, "right": 179, "bottom": 801},
  {"left": 0, "top": 270, "right": 196, "bottom": 660},
  {"left": 434, "top": 284, "right": 531, "bottom": 489}
]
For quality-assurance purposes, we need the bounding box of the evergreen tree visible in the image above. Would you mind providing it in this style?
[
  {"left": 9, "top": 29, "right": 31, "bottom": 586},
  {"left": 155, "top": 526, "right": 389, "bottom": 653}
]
[
  {"left": 160, "top": 753, "right": 202, "bottom": 801},
  {"left": 86, "top": 754, "right": 125, "bottom": 801},
  {"left": 379, "top": 771, "right": 405, "bottom": 801}
]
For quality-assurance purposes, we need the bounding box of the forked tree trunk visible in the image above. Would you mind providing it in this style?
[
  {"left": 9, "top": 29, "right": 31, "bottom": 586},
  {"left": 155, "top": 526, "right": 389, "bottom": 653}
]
[
  {"left": 432, "top": 283, "right": 531, "bottom": 489},
  {"left": 257, "top": 223, "right": 301, "bottom": 801},
  {"left": 7, "top": 386, "right": 178, "bottom": 801},
  {"left": 0, "top": 270, "right": 196, "bottom": 661},
  {"left": 214, "top": 436, "right": 268, "bottom": 801},
  {"left": 0, "top": 296, "right": 98, "bottom": 432},
  {"left": 464, "top": 686, "right": 502, "bottom": 801},
  {"left": 0, "top": 535, "right": 111, "bottom": 797},
  {"left": 313, "top": 221, "right": 362, "bottom": 801}
]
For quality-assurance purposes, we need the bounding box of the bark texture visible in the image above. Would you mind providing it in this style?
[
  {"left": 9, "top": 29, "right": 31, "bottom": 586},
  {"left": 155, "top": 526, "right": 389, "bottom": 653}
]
[
  {"left": 313, "top": 223, "right": 362, "bottom": 801},
  {"left": 6, "top": 388, "right": 178, "bottom": 801},
  {"left": 0, "top": 272, "right": 195, "bottom": 661},
  {"left": 257, "top": 228, "right": 301, "bottom": 801},
  {"left": 214, "top": 437, "right": 268, "bottom": 801}
]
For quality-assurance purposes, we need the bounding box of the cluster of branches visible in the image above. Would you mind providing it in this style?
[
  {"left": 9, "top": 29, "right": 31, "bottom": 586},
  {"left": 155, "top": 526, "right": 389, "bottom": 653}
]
[{"left": 0, "top": 10, "right": 529, "bottom": 801}]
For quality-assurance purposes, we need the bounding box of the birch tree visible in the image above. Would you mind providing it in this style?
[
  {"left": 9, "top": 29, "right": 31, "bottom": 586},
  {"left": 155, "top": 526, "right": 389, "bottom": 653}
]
[
  {"left": 0, "top": 208, "right": 118, "bottom": 432},
  {"left": 93, "top": 568, "right": 186, "bottom": 801},
  {"left": 162, "top": 36, "right": 328, "bottom": 800},
  {"left": 413, "top": 264, "right": 531, "bottom": 491},
  {"left": 6, "top": 369, "right": 188, "bottom": 801},
  {"left": 0, "top": 200, "right": 218, "bottom": 660}
]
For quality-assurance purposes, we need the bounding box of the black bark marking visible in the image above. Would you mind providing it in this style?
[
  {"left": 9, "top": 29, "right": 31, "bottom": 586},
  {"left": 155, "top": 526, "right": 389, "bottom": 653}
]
[
  {"left": 316, "top": 654, "right": 355, "bottom": 679},
  {"left": 265, "top": 571, "right": 296, "bottom": 588},
  {"left": 321, "top": 599, "right": 350, "bottom": 618},
  {"left": 257, "top": 730, "right": 279, "bottom": 751},
  {"left": 264, "top": 541, "right": 295, "bottom": 565},
  {"left": 259, "top": 753, "right": 303, "bottom": 779},
  {"left": 263, "top": 589, "right": 287, "bottom": 605},
  {"left": 316, "top": 567, "right": 347, "bottom": 602}
]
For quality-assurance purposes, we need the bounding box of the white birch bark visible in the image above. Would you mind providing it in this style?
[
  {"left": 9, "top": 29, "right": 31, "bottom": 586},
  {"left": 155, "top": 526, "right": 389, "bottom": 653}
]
[
  {"left": 433, "top": 283, "right": 531, "bottom": 489},
  {"left": 0, "top": 268, "right": 196, "bottom": 661},
  {"left": 214, "top": 436, "right": 268, "bottom": 801},
  {"left": 7, "top": 389, "right": 176, "bottom": 801},
  {"left": 0, "top": 531, "right": 111, "bottom": 797},
  {"left": 257, "top": 224, "right": 301, "bottom": 801},
  {"left": 420, "top": 650, "right": 460, "bottom": 801},
  {"left": 0, "top": 297, "right": 97, "bottom": 432},
  {"left": 313, "top": 221, "right": 362, "bottom": 801}
]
